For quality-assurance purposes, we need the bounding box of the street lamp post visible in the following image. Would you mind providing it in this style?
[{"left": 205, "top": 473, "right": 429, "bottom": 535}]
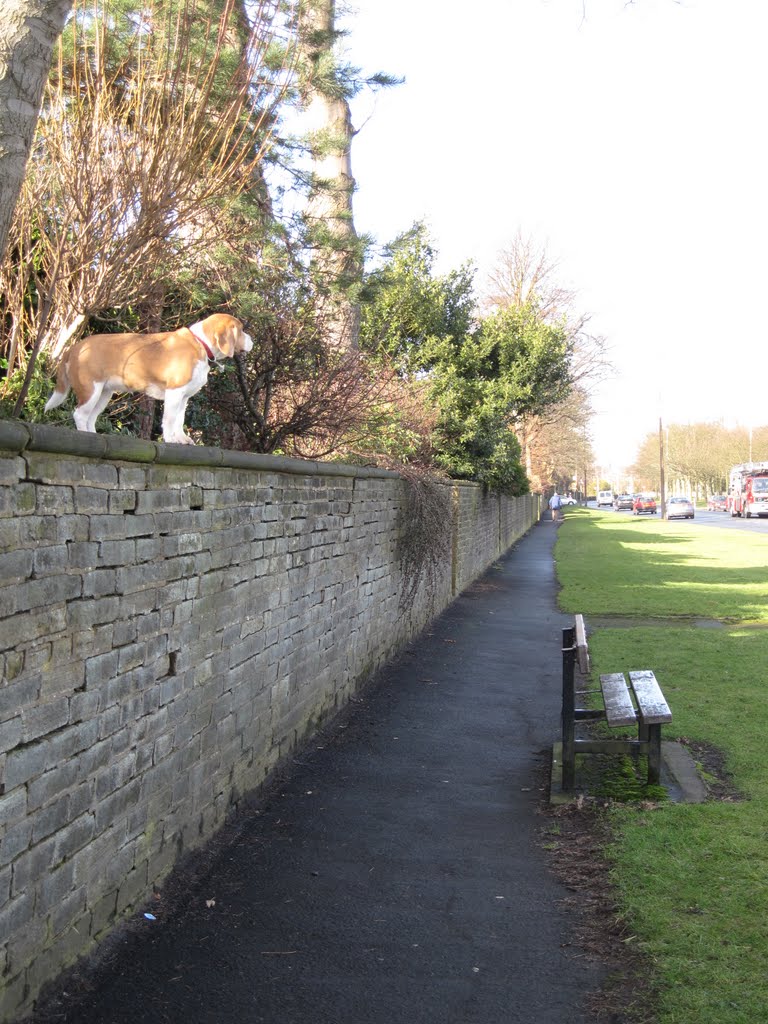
[{"left": 659, "top": 416, "right": 666, "bottom": 520}]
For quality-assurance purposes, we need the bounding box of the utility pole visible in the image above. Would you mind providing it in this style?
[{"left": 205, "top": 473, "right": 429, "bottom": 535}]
[{"left": 659, "top": 416, "right": 666, "bottom": 520}]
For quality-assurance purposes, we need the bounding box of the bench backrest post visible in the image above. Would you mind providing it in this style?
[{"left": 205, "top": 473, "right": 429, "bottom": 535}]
[{"left": 561, "top": 626, "right": 576, "bottom": 790}]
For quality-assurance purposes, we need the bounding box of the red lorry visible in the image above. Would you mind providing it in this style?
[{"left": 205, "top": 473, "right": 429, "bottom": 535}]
[{"left": 727, "top": 461, "right": 768, "bottom": 518}]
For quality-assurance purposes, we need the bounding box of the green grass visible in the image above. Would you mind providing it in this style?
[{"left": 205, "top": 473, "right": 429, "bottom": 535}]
[
  {"left": 554, "top": 509, "right": 768, "bottom": 1023},
  {"left": 556, "top": 506, "right": 768, "bottom": 620}
]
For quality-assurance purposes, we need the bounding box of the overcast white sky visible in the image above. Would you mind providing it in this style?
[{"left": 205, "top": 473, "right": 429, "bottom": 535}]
[{"left": 340, "top": 0, "right": 768, "bottom": 469}]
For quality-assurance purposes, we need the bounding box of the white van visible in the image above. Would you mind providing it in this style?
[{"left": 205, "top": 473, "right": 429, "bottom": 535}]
[{"left": 597, "top": 490, "right": 614, "bottom": 507}]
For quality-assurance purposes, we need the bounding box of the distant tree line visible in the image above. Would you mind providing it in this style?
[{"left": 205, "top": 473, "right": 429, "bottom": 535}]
[{"left": 631, "top": 423, "right": 768, "bottom": 497}]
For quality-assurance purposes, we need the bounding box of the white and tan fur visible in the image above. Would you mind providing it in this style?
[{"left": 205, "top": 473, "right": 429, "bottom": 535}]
[{"left": 44, "top": 314, "right": 253, "bottom": 444}]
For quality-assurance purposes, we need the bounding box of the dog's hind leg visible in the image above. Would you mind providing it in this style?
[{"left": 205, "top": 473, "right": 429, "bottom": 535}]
[{"left": 74, "top": 384, "right": 113, "bottom": 432}]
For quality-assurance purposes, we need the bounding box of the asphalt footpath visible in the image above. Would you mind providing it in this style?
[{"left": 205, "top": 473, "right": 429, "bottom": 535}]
[{"left": 27, "top": 517, "right": 606, "bottom": 1024}]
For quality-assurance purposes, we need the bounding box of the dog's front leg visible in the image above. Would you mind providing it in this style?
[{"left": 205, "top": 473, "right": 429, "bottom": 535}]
[{"left": 161, "top": 388, "right": 194, "bottom": 444}]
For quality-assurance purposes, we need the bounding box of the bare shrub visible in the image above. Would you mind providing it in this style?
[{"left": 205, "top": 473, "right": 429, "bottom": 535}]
[
  {"left": 396, "top": 468, "right": 452, "bottom": 614},
  {"left": 0, "top": 0, "right": 299, "bottom": 411}
]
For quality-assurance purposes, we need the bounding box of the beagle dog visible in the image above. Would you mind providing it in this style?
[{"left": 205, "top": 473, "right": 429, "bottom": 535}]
[{"left": 44, "top": 314, "right": 253, "bottom": 444}]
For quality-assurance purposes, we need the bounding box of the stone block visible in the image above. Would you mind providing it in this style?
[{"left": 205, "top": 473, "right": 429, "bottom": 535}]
[
  {"left": 109, "top": 488, "right": 138, "bottom": 513},
  {"left": 147, "top": 842, "right": 178, "bottom": 890},
  {"left": 25, "top": 759, "right": 77, "bottom": 810},
  {"left": 117, "top": 642, "right": 147, "bottom": 674},
  {"left": 35, "top": 485, "right": 75, "bottom": 515},
  {"left": 0, "top": 891, "right": 34, "bottom": 943},
  {"left": 0, "top": 791, "right": 28, "bottom": 855},
  {"left": 67, "top": 595, "right": 120, "bottom": 629},
  {"left": 116, "top": 861, "right": 149, "bottom": 914},
  {"left": 71, "top": 622, "right": 114, "bottom": 662},
  {"left": 112, "top": 618, "right": 138, "bottom": 647},
  {"left": 37, "top": 859, "right": 75, "bottom": 915},
  {"left": 8, "top": 835, "right": 55, "bottom": 900},
  {"left": 0, "top": 969, "right": 28, "bottom": 1023},
  {"left": 99, "top": 538, "right": 137, "bottom": 565},
  {"left": 0, "top": 516, "right": 21, "bottom": 553},
  {"left": 95, "top": 751, "right": 136, "bottom": 800},
  {"left": 162, "top": 532, "right": 204, "bottom": 557},
  {"left": 91, "top": 889, "right": 118, "bottom": 937},
  {"left": 53, "top": 813, "right": 96, "bottom": 864},
  {"left": 68, "top": 781, "right": 95, "bottom": 820},
  {"left": 116, "top": 562, "right": 165, "bottom": 595},
  {"left": 30, "top": 793, "right": 72, "bottom": 844},
  {"left": 85, "top": 649, "right": 119, "bottom": 688},
  {"left": 135, "top": 489, "right": 184, "bottom": 514},
  {"left": 37, "top": 661, "right": 82, "bottom": 704},
  {"left": 76, "top": 737, "right": 113, "bottom": 778},
  {"left": 117, "top": 465, "right": 148, "bottom": 490},
  {"left": 2, "top": 482, "right": 36, "bottom": 515},
  {"left": 19, "top": 573, "right": 82, "bottom": 612},
  {"left": 20, "top": 697, "right": 69, "bottom": 744},
  {"left": 4, "top": 742, "right": 51, "bottom": 793},
  {"left": 0, "top": 714, "right": 22, "bottom": 756},
  {"left": 89, "top": 513, "right": 156, "bottom": 540},
  {"left": 74, "top": 486, "right": 110, "bottom": 514},
  {"left": 0, "top": 453, "right": 25, "bottom": 482},
  {"left": 48, "top": 718, "right": 99, "bottom": 763},
  {"left": 53, "top": 513, "right": 90, "bottom": 544},
  {"left": 118, "top": 588, "right": 158, "bottom": 618},
  {"left": 135, "top": 536, "right": 163, "bottom": 562},
  {"left": 67, "top": 540, "right": 100, "bottom": 569},
  {"left": 0, "top": 548, "right": 33, "bottom": 583},
  {"left": 82, "top": 568, "right": 118, "bottom": 599},
  {"left": 94, "top": 778, "right": 141, "bottom": 833}
]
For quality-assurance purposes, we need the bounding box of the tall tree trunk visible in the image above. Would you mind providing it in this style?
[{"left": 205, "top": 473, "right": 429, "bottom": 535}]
[
  {"left": 301, "top": 0, "right": 361, "bottom": 352},
  {"left": 0, "top": 0, "right": 73, "bottom": 265}
]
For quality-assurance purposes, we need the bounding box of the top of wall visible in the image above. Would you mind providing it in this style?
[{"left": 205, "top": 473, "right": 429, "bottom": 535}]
[{"left": 0, "top": 419, "right": 401, "bottom": 481}]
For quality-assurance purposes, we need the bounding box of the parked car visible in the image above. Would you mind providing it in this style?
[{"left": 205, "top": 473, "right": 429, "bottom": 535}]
[
  {"left": 560, "top": 495, "right": 578, "bottom": 506},
  {"left": 597, "top": 490, "right": 614, "bottom": 507},
  {"left": 667, "top": 496, "right": 695, "bottom": 519},
  {"left": 633, "top": 494, "right": 657, "bottom": 515},
  {"left": 707, "top": 494, "right": 727, "bottom": 511},
  {"left": 613, "top": 493, "right": 634, "bottom": 511}
]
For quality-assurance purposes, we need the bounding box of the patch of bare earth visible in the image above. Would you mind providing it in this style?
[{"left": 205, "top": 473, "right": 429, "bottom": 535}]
[{"left": 677, "top": 737, "right": 745, "bottom": 801}]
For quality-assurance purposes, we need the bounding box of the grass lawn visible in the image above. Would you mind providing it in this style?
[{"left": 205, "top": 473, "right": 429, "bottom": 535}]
[{"left": 554, "top": 508, "right": 768, "bottom": 1024}]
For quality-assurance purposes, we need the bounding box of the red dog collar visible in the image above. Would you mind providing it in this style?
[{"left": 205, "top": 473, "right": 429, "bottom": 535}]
[{"left": 189, "top": 325, "right": 216, "bottom": 361}]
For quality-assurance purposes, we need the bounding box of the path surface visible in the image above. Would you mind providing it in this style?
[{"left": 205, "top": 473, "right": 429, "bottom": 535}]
[{"left": 28, "top": 519, "right": 605, "bottom": 1024}]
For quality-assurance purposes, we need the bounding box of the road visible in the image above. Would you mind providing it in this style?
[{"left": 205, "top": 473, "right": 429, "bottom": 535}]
[{"left": 588, "top": 504, "right": 768, "bottom": 534}]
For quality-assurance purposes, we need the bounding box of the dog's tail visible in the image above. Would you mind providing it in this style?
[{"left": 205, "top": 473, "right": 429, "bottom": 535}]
[{"left": 44, "top": 358, "right": 71, "bottom": 412}]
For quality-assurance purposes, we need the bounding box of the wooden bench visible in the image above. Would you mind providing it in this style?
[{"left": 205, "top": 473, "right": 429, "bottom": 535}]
[{"left": 561, "top": 615, "right": 672, "bottom": 791}]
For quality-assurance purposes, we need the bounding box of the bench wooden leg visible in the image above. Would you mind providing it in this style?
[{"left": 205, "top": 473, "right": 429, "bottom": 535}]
[
  {"left": 561, "top": 628, "right": 576, "bottom": 790},
  {"left": 646, "top": 723, "right": 662, "bottom": 785}
]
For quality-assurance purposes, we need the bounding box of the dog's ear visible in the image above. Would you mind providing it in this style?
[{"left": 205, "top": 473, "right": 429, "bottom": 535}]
[{"left": 211, "top": 319, "right": 236, "bottom": 358}]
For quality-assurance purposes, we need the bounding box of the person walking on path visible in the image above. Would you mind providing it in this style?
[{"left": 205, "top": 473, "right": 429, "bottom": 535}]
[{"left": 549, "top": 490, "right": 562, "bottom": 522}]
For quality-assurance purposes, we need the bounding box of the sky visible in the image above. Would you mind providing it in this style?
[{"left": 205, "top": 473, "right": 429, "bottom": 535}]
[{"left": 338, "top": 0, "right": 768, "bottom": 470}]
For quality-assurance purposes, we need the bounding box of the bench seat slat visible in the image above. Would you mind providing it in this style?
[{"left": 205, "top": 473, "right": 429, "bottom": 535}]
[
  {"left": 629, "top": 670, "right": 673, "bottom": 724},
  {"left": 599, "top": 673, "right": 637, "bottom": 727}
]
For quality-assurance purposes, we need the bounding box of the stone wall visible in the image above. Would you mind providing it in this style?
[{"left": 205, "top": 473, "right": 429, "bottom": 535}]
[{"left": 0, "top": 420, "right": 539, "bottom": 1021}]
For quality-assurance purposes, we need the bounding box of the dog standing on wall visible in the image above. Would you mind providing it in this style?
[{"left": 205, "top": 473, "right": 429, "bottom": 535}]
[{"left": 44, "top": 314, "right": 253, "bottom": 444}]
